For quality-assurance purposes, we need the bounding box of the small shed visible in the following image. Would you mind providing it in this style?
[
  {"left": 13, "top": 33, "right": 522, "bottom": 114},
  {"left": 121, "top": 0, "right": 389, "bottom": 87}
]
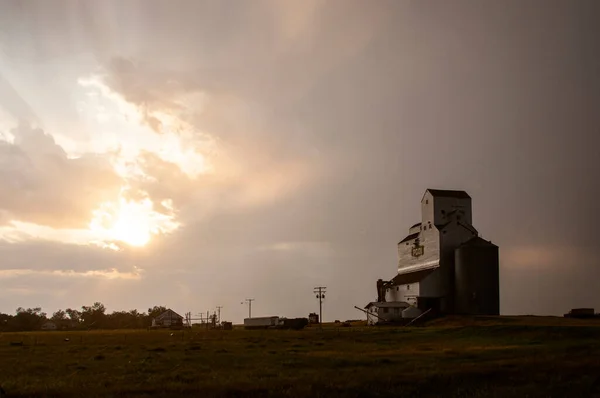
[
  {"left": 364, "top": 302, "right": 409, "bottom": 325},
  {"left": 152, "top": 309, "right": 184, "bottom": 328},
  {"left": 41, "top": 321, "right": 57, "bottom": 331}
]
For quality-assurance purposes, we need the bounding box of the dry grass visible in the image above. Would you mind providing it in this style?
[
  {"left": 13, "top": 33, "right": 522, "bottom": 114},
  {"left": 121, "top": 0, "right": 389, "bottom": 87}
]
[{"left": 0, "top": 316, "right": 599, "bottom": 397}]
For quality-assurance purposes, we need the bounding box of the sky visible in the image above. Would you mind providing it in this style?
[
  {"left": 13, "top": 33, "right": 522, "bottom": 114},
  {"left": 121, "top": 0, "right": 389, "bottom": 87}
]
[{"left": 0, "top": 0, "right": 599, "bottom": 322}]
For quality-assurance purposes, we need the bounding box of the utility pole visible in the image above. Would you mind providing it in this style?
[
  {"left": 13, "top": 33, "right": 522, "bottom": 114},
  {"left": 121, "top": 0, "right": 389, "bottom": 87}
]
[
  {"left": 242, "top": 299, "right": 255, "bottom": 319},
  {"left": 216, "top": 306, "right": 223, "bottom": 324},
  {"left": 313, "top": 286, "right": 326, "bottom": 328}
]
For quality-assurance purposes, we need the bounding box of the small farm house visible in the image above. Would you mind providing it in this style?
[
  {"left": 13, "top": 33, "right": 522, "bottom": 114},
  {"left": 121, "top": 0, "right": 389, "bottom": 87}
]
[{"left": 151, "top": 309, "right": 184, "bottom": 328}]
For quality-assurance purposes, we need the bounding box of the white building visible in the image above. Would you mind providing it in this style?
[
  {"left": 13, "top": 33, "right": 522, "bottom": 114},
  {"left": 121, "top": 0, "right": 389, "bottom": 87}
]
[
  {"left": 364, "top": 302, "right": 409, "bottom": 325},
  {"left": 368, "top": 189, "right": 499, "bottom": 322}
]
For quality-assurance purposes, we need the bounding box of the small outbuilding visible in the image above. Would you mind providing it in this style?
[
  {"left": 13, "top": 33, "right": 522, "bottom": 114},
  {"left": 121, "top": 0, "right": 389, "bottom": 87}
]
[
  {"left": 41, "top": 321, "right": 57, "bottom": 331},
  {"left": 151, "top": 309, "right": 184, "bottom": 328},
  {"left": 364, "top": 302, "right": 410, "bottom": 325}
]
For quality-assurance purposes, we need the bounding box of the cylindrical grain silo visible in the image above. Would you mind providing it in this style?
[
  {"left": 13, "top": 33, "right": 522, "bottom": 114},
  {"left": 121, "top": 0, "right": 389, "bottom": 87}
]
[{"left": 454, "top": 237, "right": 500, "bottom": 315}]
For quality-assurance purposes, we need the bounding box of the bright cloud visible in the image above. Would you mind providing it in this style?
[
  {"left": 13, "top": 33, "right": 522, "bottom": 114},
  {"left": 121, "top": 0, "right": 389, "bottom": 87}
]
[
  {"left": 1, "top": 47, "right": 322, "bottom": 254},
  {"left": 0, "top": 65, "right": 216, "bottom": 249},
  {"left": 76, "top": 73, "right": 213, "bottom": 179},
  {"left": 89, "top": 191, "right": 180, "bottom": 248},
  {"left": 0, "top": 123, "right": 180, "bottom": 249},
  {"left": 0, "top": 125, "right": 123, "bottom": 230},
  {"left": 0, "top": 267, "right": 143, "bottom": 280},
  {"left": 0, "top": 106, "right": 16, "bottom": 143},
  {"left": 0, "top": 55, "right": 321, "bottom": 253},
  {"left": 0, "top": 189, "right": 179, "bottom": 250}
]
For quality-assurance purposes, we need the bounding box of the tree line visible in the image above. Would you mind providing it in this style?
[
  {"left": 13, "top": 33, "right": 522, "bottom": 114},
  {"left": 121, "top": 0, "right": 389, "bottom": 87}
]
[{"left": 0, "top": 303, "right": 171, "bottom": 331}]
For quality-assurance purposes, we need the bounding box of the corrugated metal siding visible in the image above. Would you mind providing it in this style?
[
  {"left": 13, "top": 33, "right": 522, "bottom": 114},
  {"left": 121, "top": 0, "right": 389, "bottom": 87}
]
[
  {"left": 375, "top": 306, "right": 403, "bottom": 323},
  {"left": 418, "top": 269, "right": 442, "bottom": 298},
  {"left": 436, "top": 222, "right": 477, "bottom": 312},
  {"left": 385, "top": 282, "right": 419, "bottom": 305},
  {"left": 387, "top": 189, "right": 496, "bottom": 315},
  {"left": 433, "top": 196, "right": 472, "bottom": 227},
  {"left": 421, "top": 191, "right": 435, "bottom": 227},
  {"left": 397, "top": 224, "right": 440, "bottom": 274},
  {"left": 397, "top": 192, "right": 474, "bottom": 276},
  {"left": 454, "top": 244, "right": 500, "bottom": 315}
]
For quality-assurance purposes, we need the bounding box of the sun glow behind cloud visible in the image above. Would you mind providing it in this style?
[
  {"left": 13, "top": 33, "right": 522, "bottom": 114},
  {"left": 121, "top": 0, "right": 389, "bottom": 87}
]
[
  {"left": 0, "top": 72, "right": 215, "bottom": 250},
  {"left": 75, "top": 75, "right": 213, "bottom": 179},
  {"left": 0, "top": 185, "right": 178, "bottom": 251},
  {"left": 89, "top": 193, "right": 180, "bottom": 248},
  {"left": 72, "top": 75, "right": 209, "bottom": 248},
  {"left": 1, "top": 62, "right": 316, "bottom": 251},
  {"left": 0, "top": 193, "right": 178, "bottom": 249}
]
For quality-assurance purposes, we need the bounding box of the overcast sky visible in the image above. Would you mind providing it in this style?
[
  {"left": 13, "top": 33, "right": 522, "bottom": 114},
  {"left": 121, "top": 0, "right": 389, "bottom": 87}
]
[{"left": 0, "top": 0, "right": 598, "bottom": 322}]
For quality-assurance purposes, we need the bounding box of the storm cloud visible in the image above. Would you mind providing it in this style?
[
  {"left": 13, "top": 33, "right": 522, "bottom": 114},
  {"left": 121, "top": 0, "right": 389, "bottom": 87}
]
[{"left": 0, "top": 0, "right": 598, "bottom": 321}]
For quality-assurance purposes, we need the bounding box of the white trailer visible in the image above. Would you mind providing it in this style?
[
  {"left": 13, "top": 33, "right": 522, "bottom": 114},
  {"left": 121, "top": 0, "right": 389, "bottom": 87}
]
[{"left": 243, "top": 316, "right": 280, "bottom": 329}]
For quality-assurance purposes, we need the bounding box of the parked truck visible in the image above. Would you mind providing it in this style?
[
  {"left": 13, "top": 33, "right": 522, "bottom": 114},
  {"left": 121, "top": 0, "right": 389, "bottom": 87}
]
[
  {"left": 243, "top": 316, "right": 309, "bottom": 330},
  {"left": 243, "top": 316, "right": 280, "bottom": 329},
  {"left": 280, "top": 317, "right": 309, "bottom": 330}
]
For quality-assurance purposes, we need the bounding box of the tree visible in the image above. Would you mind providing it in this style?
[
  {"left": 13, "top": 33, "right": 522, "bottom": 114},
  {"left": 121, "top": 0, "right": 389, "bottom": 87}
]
[
  {"left": 0, "top": 304, "right": 178, "bottom": 331},
  {"left": 0, "top": 312, "right": 13, "bottom": 332},
  {"left": 51, "top": 310, "right": 66, "bottom": 321},
  {"left": 80, "top": 302, "right": 106, "bottom": 329},
  {"left": 148, "top": 306, "right": 167, "bottom": 318},
  {"left": 13, "top": 307, "right": 46, "bottom": 331},
  {"left": 50, "top": 309, "right": 69, "bottom": 329},
  {"left": 128, "top": 309, "right": 146, "bottom": 329},
  {"left": 65, "top": 308, "right": 81, "bottom": 323}
]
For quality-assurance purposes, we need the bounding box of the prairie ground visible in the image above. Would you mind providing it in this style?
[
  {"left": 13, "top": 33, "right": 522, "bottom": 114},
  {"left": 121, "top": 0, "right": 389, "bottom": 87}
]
[{"left": 1, "top": 316, "right": 599, "bottom": 397}]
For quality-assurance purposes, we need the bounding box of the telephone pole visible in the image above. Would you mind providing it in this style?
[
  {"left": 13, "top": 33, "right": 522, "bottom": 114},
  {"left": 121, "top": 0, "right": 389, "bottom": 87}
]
[
  {"left": 242, "top": 299, "right": 254, "bottom": 319},
  {"left": 313, "top": 286, "right": 326, "bottom": 328},
  {"left": 216, "top": 306, "right": 223, "bottom": 323}
]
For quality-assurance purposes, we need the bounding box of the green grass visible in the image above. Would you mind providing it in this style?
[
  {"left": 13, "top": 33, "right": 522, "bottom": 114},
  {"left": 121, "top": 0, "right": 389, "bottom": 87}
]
[{"left": 1, "top": 317, "right": 599, "bottom": 397}]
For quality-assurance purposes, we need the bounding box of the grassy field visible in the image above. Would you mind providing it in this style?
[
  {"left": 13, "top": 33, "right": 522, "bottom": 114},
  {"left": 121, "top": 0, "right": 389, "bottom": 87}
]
[{"left": 1, "top": 316, "right": 600, "bottom": 397}]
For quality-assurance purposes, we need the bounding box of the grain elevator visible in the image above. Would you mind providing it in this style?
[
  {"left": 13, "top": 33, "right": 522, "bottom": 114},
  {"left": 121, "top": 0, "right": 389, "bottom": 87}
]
[{"left": 365, "top": 189, "right": 499, "bottom": 324}]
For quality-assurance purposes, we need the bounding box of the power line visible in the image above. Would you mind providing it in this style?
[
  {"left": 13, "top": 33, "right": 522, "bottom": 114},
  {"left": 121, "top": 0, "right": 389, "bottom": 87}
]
[
  {"left": 313, "top": 286, "right": 326, "bottom": 329},
  {"left": 216, "top": 306, "right": 223, "bottom": 324},
  {"left": 242, "top": 299, "right": 254, "bottom": 319}
]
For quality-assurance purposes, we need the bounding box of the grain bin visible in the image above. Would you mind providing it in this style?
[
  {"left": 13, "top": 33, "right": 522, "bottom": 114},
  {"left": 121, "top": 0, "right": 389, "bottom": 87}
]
[{"left": 454, "top": 237, "right": 499, "bottom": 315}]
